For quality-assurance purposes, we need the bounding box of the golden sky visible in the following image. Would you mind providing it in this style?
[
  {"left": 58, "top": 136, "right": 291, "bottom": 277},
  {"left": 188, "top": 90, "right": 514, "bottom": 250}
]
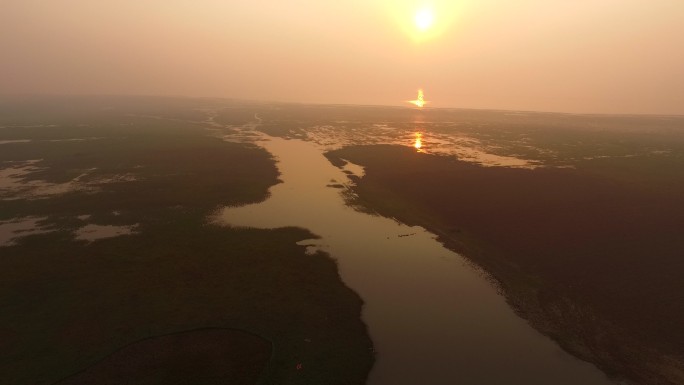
[{"left": 2, "top": 0, "right": 683, "bottom": 114}]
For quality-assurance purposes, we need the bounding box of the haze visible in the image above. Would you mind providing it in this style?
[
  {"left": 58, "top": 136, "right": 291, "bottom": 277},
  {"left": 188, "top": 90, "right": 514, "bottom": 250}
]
[{"left": 2, "top": 0, "right": 683, "bottom": 114}]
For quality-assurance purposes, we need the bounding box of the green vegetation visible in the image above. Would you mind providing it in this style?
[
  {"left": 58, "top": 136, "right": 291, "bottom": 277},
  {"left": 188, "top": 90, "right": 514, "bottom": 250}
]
[{"left": 0, "top": 97, "right": 373, "bottom": 385}]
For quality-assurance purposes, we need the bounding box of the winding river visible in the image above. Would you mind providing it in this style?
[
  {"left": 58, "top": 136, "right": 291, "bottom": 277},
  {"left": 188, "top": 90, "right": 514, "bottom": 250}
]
[{"left": 214, "top": 132, "right": 614, "bottom": 385}]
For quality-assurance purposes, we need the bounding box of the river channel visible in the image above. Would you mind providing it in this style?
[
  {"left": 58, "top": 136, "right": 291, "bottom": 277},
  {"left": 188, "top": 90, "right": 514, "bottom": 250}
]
[{"left": 214, "top": 132, "right": 614, "bottom": 385}]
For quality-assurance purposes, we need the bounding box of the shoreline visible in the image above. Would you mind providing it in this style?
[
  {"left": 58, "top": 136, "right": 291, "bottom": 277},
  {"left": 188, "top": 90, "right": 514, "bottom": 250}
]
[
  {"left": 0, "top": 103, "right": 375, "bottom": 385},
  {"left": 326, "top": 144, "right": 684, "bottom": 385}
]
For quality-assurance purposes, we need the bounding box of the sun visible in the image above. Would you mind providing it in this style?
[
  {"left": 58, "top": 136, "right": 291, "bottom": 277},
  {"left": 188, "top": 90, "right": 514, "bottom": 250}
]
[
  {"left": 388, "top": 1, "right": 461, "bottom": 42},
  {"left": 415, "top": 8, "right": 434, "bottom": 31}
]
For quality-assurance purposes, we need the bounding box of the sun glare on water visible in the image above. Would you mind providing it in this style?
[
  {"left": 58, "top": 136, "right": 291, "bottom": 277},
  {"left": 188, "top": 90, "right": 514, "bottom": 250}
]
[{"left": 414, "top": 132, "right": 423, "bottom": 151}]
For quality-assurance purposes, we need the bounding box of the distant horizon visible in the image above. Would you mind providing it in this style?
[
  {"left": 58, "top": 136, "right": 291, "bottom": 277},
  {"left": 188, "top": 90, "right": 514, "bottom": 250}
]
[
  {"left": 2, "top": 92, "right": 684, "bottom": 118},
  {"left": 3, "top": 1, "right": 683, "bottom": 116}
]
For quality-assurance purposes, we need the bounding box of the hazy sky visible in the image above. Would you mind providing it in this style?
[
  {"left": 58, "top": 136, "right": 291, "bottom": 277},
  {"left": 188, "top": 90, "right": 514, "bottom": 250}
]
[{"left": 2, "top": 0, "right": 683, "bottom": 114}]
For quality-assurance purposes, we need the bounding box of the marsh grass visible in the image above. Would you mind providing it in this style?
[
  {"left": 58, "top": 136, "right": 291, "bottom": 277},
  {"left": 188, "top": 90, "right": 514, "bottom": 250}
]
[
  {"left": 0, "top": 98, "right": 373, "bottom": 385},
  {"left": 327, "top": 141, "right": 684, "bottom": 385}
]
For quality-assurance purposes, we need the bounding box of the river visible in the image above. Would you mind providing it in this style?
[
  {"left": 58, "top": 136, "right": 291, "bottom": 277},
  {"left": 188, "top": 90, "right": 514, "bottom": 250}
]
[{"left": 213, "top": 132, "right": 614, "bottom": 385}]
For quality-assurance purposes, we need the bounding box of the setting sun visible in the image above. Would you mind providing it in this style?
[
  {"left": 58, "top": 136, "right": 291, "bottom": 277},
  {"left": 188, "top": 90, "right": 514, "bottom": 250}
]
[
  {"left": 385, "top": 1, "right": 461, "bottom": 43},
  {"left": 415, "top": 8, "right": 434, "bottom": 30}
]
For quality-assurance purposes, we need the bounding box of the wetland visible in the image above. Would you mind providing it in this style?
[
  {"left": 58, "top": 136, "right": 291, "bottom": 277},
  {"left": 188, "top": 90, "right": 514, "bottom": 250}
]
[{"left": 2, "top": 96, "right": 684, "bottom": 384}]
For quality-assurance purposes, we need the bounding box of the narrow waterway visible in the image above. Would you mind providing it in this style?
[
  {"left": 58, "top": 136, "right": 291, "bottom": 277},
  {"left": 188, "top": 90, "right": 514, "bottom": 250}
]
[{"left": 214, "top": 134, "right": 614, "bottom": 385}]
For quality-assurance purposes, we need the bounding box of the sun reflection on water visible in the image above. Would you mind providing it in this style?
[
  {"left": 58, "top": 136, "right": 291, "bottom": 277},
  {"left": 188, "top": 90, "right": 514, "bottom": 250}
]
[{"left": 414, "top": 132, "right": 423, "bottom": 152}]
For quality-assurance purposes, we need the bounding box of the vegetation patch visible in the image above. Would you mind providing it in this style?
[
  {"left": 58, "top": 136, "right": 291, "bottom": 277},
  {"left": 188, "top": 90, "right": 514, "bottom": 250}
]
[
  {"left": 0, "top": 97, "right": 374, "bottom": 385},
  {"left": 326, "top": 142, "right": 684, "bottom": 385},
  {"left": 55, "top": 328, "right": 271, "bottom": 385}
]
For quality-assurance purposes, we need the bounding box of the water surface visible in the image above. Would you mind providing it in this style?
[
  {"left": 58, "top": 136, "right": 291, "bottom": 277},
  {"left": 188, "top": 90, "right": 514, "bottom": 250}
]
[{"left": 214, "top": 134, "right": 614, "bottom": 385}]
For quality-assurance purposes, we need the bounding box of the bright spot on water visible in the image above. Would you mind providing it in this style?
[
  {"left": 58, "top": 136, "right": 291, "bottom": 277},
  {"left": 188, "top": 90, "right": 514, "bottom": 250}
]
[{"left": 414, "top": 132, "right": 423, "bottom": 151}]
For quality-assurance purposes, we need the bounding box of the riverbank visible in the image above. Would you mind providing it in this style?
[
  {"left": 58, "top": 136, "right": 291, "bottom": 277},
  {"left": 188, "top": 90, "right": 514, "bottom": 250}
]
[
  {"left": 0, "top": 97, "right": 374, "bottom": 385},
  {"left": 326, "top": 144, "right": 684, "bottom": 385},
  {"left": 215, "top": 134, "right": 613, "bottom": 385}
]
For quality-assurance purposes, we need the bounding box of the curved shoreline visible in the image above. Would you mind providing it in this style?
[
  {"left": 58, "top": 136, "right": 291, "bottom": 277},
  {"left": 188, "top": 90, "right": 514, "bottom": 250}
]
[
  {"left": 216, "top": 134, "right": 613, "bottom": 385},
  {"left": 326, "top": 144, "right": 684, "bottom": 385},
  {"left": 0, "top": 100, "right": 375, "bottom": 385}
]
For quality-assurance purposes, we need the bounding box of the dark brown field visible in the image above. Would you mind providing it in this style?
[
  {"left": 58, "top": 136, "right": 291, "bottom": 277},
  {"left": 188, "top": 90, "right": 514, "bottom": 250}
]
[{"left": 56, "top": 329, "right": 271, "bottom": 385}]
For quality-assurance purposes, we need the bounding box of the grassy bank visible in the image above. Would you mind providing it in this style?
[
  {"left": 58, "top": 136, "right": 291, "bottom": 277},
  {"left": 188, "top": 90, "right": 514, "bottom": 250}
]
[
  {"left": 326, "top": 144, "right": 684, "bottom": 385},
  {"left": 0, "top": 97, "right": 374, "bottom": 385}
]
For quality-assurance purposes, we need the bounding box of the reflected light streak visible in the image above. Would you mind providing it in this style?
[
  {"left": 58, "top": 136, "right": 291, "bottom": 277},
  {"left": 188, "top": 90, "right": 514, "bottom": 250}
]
[{"left": 414, "top": 132, "right": 423, "bottom": 152}]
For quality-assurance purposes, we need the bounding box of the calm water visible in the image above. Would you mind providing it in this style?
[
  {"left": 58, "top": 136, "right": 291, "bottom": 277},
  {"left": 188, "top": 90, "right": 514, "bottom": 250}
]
[{"left": 214, "top": 134, "right": 615, "bottom": 385}]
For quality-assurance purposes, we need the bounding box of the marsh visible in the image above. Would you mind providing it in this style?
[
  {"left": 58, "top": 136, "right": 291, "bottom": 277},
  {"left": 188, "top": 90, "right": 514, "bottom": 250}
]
[{"left": 1, "top": 96, "right": 683, "bottom": 384}]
